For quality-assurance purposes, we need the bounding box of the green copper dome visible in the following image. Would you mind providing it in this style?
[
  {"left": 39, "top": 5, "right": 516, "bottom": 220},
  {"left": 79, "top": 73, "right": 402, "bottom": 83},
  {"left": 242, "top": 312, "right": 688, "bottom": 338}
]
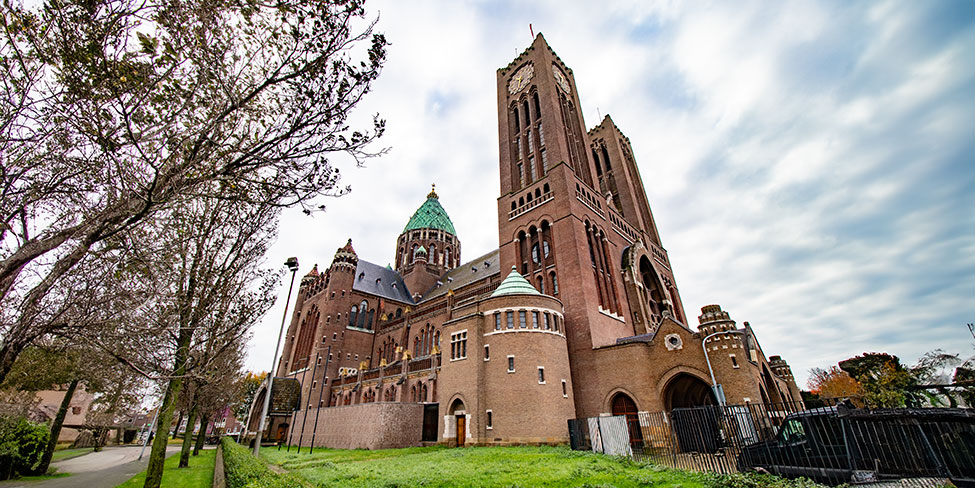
[
  {"left": 403, "top": 185, "right": 456, "bottom": 235},
  {"left": 491, "top": 267, "right": 541, "bottom": 297}
]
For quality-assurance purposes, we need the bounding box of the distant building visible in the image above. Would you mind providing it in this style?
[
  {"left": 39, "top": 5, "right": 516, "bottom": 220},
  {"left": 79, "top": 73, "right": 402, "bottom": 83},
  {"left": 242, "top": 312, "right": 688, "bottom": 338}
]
[
  {"left": 249, "top": 34, "right": 802, "bottom": 449},
  {"left": 32, "top": 387, "right": 94, "bottom": 442}
]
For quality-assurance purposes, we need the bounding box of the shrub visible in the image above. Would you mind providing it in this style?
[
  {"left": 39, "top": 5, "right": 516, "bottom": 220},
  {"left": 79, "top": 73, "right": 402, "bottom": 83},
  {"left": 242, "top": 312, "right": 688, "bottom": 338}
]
[
  {"left": 220, "top": 437, "right": 306, "bottom": 488},
  {"left": 0, "top": 415, "right": 50, "bottom": 480}
]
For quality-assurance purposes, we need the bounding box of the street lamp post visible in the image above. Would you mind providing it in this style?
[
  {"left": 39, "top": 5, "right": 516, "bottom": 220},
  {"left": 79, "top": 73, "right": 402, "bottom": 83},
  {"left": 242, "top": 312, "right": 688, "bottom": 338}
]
[
  {"left": 254, "top": 257, "right": 300, "bottom": 456},
  {"left": 702, "top": 329, "right": 744, "bottom": 407}
]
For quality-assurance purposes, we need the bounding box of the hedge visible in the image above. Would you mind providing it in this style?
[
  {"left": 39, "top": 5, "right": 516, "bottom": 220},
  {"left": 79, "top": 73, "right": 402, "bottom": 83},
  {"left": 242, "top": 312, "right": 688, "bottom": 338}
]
[
  {"left": 220, "top": 437, "right": 305, "bottom": 488},
  {"left": 0, "top": 415, "right": 50, "bottom": 480}
]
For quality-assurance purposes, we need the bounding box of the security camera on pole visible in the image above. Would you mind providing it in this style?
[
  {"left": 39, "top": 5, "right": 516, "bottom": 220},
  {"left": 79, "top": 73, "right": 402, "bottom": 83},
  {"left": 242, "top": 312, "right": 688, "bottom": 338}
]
[{"left": 254, "top": 257, "right": 299, "bottom": 456}]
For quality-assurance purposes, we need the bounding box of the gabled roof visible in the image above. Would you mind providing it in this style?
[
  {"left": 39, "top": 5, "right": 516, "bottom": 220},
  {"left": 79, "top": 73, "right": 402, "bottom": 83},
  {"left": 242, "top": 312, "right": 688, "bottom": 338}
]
[
  {"left": 420, "top": 249, "right": 501, "bottom": 302},
  {"left": 352, "top": 260, "right": 415, "bottom": 305},
  {"left": 491, "top": 266, "right": 541, "bottom": 297},
  {"left": 403, "top": 190, "right": 456, "bottom": 235}
]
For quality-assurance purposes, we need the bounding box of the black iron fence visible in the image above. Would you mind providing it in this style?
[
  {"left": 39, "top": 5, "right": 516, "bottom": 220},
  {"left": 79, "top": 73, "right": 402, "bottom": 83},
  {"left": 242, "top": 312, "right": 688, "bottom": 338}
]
[{"left": 568, "top": 401, "right": 975, "bottom": 487}]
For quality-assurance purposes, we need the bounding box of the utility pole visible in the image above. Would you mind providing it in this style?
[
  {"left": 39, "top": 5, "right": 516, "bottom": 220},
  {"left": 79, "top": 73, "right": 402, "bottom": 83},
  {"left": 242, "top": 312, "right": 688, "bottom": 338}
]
[{"left": 254, "top": 257, "right": 299, "bottom": 456}]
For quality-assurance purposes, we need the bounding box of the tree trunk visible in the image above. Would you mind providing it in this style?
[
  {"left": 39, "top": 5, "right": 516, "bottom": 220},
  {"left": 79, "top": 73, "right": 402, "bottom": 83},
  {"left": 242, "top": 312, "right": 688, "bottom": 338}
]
[
  {"left": 193, "top": 414, "right": 209, "bottom": 456},
  {"left": 143, "top": 327, "right": 193, "bottom": 488},
  {"left": 33, "top": 378, "right": 79, "bottom": 475},
  {"left": 178, "top": 403, "right": 198, "bottom": 468}
]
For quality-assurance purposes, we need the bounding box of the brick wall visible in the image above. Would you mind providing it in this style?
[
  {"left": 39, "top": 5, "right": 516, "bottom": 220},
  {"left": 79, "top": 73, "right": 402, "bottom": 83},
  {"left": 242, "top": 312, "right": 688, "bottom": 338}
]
[{"left": 290, "top": 402, "right": 425, "bottom": 450}]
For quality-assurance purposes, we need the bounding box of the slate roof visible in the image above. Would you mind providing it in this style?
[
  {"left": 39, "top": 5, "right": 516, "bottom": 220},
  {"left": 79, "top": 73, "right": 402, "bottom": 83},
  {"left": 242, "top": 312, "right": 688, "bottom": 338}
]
[
  {"left": 420, "top": 249, "right": 501, "bottom": 302},
  {"left": 403, "top": 195, "right": 457, "bottom": 234},
  {"left": 352, "top": 259, "right": 415, "bottom": 305}
]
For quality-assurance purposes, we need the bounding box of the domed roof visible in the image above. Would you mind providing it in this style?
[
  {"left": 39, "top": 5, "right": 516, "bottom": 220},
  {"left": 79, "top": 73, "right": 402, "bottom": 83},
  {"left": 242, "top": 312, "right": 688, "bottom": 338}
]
[
  {"left": 403, "top": 185, "right": 456, "bottom": 235},
  {"left": 491, "top": 267, "right": 541, "bottom": 297}
]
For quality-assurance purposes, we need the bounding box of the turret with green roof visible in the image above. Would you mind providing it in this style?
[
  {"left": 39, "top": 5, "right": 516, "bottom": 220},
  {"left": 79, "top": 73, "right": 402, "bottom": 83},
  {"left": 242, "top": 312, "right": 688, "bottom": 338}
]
[{"left": 403, "top": 184, "right": 456, "bottom": 234}]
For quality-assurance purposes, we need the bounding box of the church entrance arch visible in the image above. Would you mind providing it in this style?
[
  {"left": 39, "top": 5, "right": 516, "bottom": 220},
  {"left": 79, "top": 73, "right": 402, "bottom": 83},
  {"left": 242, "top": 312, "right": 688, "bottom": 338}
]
[
  {"left": 610, "top": 393, "right": 643, "bottom": 449},
  {"left": 663, "top": 373, "right": 716, "bottom": 411},
  {"left": 450, "top": 398, "right": 466, "bottom": 447}
]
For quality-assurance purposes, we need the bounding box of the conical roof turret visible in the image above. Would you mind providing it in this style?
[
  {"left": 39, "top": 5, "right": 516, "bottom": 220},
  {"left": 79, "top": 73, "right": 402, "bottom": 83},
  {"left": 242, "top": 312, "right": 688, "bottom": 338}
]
[
  {"left": 403, "top": 184, "right": 456, "bottom": 235},
  {"left": 491, "top": 267, "right": 541, "bottom": 297}
]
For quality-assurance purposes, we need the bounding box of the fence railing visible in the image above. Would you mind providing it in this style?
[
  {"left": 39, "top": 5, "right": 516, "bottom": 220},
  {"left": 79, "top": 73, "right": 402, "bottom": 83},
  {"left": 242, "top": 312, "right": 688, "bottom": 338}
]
[{"left": 568, "top": 400, "right": 975, "bottom": 487}]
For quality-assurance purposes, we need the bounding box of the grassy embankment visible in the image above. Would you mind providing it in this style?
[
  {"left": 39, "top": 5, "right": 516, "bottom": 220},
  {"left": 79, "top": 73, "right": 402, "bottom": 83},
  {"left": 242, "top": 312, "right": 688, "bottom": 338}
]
[
  {"left": 261, "top": 445, "right": 824, "bottom": 488},
  {"left": 114, "top": 449, "right": 216, "bottom": 488}
]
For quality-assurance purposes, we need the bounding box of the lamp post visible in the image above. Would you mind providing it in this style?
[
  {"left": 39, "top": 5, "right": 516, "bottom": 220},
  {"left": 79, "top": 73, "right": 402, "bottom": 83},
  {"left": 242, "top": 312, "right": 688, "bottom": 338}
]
[
  {"left": 254, "top": 257, "right": 299, "bottom": 456},
  {"left": 702, "top": 329, "right": 744, "bottom": 407}
]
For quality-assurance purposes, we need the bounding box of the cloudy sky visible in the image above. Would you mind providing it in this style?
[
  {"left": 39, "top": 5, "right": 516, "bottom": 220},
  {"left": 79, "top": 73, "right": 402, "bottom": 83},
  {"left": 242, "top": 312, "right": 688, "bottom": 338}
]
[{"left": 245, "top": 0, "right": 975, "bottom": 388}]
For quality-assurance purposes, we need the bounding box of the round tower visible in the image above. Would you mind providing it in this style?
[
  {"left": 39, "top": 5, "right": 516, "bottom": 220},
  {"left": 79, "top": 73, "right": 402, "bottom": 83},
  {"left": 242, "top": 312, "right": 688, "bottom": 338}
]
[{"left": 395, "top": 185, "right": 460, "bottom": 298}]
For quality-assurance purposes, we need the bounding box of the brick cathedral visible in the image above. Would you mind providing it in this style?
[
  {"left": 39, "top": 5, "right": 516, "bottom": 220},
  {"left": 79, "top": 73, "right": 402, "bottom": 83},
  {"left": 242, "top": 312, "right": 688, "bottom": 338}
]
[{"left": 248, "top": 34, "right": 802, "bottom": 448}]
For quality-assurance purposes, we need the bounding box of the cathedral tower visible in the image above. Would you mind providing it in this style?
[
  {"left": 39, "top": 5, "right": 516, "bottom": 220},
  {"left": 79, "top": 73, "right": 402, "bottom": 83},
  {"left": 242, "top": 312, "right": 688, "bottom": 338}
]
[
  {"left": 396, "top": 186, "right": 460, "bottom": 299},
  {"left": 496, "top": 34, "right": 688, "bottom": 417}
]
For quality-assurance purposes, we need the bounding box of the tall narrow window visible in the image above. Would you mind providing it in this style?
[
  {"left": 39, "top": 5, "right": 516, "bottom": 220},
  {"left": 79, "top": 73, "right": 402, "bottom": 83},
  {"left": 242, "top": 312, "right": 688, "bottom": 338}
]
[
  {"left": 484, "top": 345, "right": 490, "bottom": 361},
  {"left": 450, "top": 331, "right": 468, "bottom": 360},
  {"left": 486, "top": 410, "right": 493, "bottom": 429},
  {"left": 562, "top": 380, "right": 568, "bottom": 397},
  {"left": 516, "top": 137, "right": 522, "bottom": 160},
  {"left": 533, "top": 92, "right": 541, "bottom": 120},
  {"left": 528, "top": 156, "right": 536, "bottom": 183},
  {"left": 519, "top": 311, "right": 527, "bottom": 329},
  {"left": 349, "top": 305, "right": 358, "bottom": 327},
  {"left": 495, "top": 313, "right": 501, "bottom": 331},
  {"left": 538, "top": 123, "right": 545, "bottom": 146},
  {"left": 538, "top": 367, "right": 545, "bottom": 384},
  {"left": 517, "top": 162, "right": 524, "bottom": 187},
  {"left": 507, "top": 356, "right": 515, "bottom": 373},
  {"left": 506, "top": 311, "right": 514, "bottom": 329},
  {"left": 543, "top": 241, "right": 550, "bottom": 258},
  {"left": 532, "top": 311, "right": 539, "bottom": 329},
  {"left": 541, "top": 149, "right": 548, "bottom": 173},
  {"left": 513, "top": 107, "right": 520, "bottom": 131},
  {"left": 551, "top": 272, "right": 559, "bottom": 295},
  {"left": 544, "top": 313, "right": 551, "bottom": 330},
  {"left": 527, "top": 130, "right": 534, "bottom": 153}
]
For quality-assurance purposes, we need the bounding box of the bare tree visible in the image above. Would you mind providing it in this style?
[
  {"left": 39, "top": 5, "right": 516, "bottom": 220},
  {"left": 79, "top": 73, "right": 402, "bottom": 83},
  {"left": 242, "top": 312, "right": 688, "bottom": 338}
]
[{"left": 0, "top": 0, "right": 388, "bottom": 384}]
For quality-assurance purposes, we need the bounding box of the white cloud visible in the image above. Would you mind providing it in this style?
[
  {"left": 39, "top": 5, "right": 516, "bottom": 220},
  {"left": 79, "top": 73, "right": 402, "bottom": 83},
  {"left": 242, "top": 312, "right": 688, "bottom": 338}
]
[{"left": 245, "top": 0, "right": 975, "bottom": 390}]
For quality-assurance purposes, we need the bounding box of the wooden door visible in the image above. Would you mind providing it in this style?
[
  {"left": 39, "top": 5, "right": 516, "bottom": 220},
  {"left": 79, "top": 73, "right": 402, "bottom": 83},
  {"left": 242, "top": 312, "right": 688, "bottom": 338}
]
[{"left": 456, "top": 415, "right": 466, "bottom": 447}]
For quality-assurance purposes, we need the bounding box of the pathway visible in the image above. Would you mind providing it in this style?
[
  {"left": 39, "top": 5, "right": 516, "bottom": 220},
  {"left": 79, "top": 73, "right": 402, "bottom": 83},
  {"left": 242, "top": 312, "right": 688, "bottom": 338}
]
[{"left": 0, "top": 445, "right": 182, "bottom": 488}]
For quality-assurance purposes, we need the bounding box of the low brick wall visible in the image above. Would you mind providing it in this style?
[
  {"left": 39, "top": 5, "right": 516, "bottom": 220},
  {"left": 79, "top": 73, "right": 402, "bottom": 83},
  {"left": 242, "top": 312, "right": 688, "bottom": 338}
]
[{"left": 290, "top": 402, "right": 425, "bottom": 450}]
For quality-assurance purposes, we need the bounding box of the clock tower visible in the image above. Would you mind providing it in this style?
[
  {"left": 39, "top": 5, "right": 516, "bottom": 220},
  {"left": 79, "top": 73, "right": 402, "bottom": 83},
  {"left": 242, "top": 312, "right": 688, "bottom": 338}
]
[{"left": 496, "top": 34, "right": 688, "bottom": 417}]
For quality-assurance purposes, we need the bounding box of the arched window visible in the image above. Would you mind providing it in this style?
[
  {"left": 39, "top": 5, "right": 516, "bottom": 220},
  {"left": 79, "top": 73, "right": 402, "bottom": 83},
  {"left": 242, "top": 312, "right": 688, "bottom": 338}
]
[
  {"left": 434, "top": 330, "right": 441, "bottom": 351},
  {"left": 366, "top": 309, "right": 374, "bottom": 330},
  {"left": 602, "top": 145, "right": 612, "bottom": 171},
  {"left": 395, "top": 308, "right": 403, "bottom": 318},
  {"left": 414, "top": 336, "right": 420, "bottom": 356},
  {"left": 593, "top": 149, "right": 603, "bottom": 176},
  {"left": 410, "top": 243, "right": 418, "bottom": 263},
  {"left": 511, "top": 201, "right": 516, "bottom": 211},
  {"left": 430, "top": 245, "right": 437, "bottom": 263},
  {"left": 513, "top": 105, "right": 520, "bottom": 132},
  {"left": 543, "top": 183, "right": 550, "bottom": 193},
  {"left": 349, "top": 305, "right": 358, "bottom": 327},
  {"left": 519, "top": 196, "right": 524, "bottom": 207},
  {"left": 533, "top": 92, "right": 541, "bottom": 120},
  {"left": 356, "top": 301, "right": 367, "bottom": 328},
  {"left": 535, "top": 188, "right": 541, "bottom": 199},
  {"left": 551, "top": 271, "right": 559, "bottom": 295},
  {"left": 523, "top": 100, "right": 530, "bottom": 124},
  {"left": 531, "top": 244, "right": 540, "bottom": 264},
  {"left": 444, "top": 248, "right": 451, "bottom": 267},
  {"left": 543, "top": 240, "right": 550, "bottom": 258},
  {"left": 536, "top": 276, "right": 545, "bottom": 293}
]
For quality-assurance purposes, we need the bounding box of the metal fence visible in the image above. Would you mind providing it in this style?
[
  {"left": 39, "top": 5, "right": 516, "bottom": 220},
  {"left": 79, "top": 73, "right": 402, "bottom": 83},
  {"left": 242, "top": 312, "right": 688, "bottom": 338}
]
[{"left": 568, "top": 401, "right": 975, "bottom": 487}]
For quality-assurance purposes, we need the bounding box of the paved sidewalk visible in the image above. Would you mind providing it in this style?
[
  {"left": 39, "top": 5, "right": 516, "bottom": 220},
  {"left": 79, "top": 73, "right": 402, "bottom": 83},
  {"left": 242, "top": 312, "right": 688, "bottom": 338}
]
[{"left": 0, "top": 445, "right": 182, "bottom": 488}]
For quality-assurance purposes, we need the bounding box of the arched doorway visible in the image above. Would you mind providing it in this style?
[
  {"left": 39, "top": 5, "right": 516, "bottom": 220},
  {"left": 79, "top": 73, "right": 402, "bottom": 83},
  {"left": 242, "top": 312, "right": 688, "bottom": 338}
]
[
  {"left": 450, "top": 399, "right": 466, "bottom": 447},
  {"left": 663, "top": 373, "right": 717, "bottom": 411},
  {"left": 663, "top": 373, "right": 720, "bottom": 453},
  {"left": 611, "top": 393, "right": 643, "bottom": 450}
]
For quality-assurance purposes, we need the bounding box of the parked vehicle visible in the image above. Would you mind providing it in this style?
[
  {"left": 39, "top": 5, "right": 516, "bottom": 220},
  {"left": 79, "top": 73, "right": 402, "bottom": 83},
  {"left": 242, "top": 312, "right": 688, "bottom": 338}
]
[{"left": 739, "top": 404, "right": 975, "bottom": 486}]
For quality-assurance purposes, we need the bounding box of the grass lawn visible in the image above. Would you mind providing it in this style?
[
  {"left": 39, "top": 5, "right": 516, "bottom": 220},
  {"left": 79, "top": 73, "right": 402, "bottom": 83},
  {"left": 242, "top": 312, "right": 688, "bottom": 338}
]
[
  {"left": 50, "top": 447, "right": 94, "bottom": 462},
  {"left": 114, "top": 449, "right": 216, "bottom": 488},
  {"left": 261, "top": 445, "right": 747, "bottom": 488}
]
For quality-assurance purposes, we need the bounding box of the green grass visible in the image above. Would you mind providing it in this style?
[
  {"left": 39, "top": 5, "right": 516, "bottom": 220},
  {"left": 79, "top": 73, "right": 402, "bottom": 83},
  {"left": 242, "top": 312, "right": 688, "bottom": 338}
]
[
  {"left": 50, "top": 447, "right": 93, "bottom": 462},
  {"left": 262, "top": 445, "right": 715, "bottom": 488},
  {"left": 6, "top": 472, "right": 71, "bottom": 482},
  {"left": 114, "top": 449, "right": 216, "bottom": 488}
]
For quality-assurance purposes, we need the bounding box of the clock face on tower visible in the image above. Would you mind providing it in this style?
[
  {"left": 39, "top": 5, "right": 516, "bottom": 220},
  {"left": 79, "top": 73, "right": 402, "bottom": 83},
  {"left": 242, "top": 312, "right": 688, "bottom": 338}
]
[
  {"left": 552, "top": 65, "right": 571, "bottom": 93},
  {"left": 507, "top": 63, "right": 534, "bottom": 95}
]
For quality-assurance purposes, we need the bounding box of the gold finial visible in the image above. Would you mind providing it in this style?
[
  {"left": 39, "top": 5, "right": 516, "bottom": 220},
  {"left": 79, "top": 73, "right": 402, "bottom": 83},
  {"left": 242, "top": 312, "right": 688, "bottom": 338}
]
[
  {"left": 379, "top": 358, "right": 387, "bottom": 367},
  {"left": 402, "top": 350, "right": 412, "bottom": 361},
  {"left": 447, "top": 289, "right": 454, "bottom": 297},
  {"left": 431, "top": 344, "right": 440, "bottom": 355},
  {"left": 359, "top": 360, "right": 368, "bottom": 370},
  {"left": 427, "top": 183, "right": 438, "bottom": 199}
]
